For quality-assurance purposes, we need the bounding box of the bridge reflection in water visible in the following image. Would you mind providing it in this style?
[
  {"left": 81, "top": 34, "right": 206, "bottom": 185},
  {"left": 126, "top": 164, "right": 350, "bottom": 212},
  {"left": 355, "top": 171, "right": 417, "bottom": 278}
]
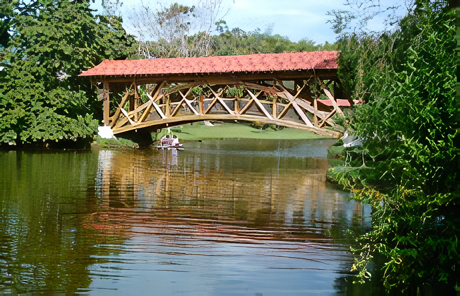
[
  {"left": 94, "top": 143, "right": 366, "bottom": 236},
  {"left": 0, "top": 142, "right": 371, "bottom": 295},
  {"left": 86, "top": 140, "right": 372, "bottom": 294}
]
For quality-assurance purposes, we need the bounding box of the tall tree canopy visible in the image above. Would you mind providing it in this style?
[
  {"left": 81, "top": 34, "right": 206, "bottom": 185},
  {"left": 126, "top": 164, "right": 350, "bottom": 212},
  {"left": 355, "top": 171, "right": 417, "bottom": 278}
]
[
  {"left": 127, "top": 1, "right": 337, "bottom": 59},
  {"left": 211, "top": 25, "right": 337, "bottom": 56},
  {"left": 0, "top": 0, "right": 134, "bottom": 146},
  {"left": 129, "top": 0, "right": 226, "bottom": 58},
  {"left": 328, "top": 0, "right": 459, "bottom": 292}
]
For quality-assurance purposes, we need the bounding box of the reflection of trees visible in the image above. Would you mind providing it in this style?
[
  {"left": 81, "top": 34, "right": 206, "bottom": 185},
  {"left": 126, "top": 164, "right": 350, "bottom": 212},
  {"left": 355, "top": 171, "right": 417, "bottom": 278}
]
[
  {"left": 0, "top": 147, "right": 369, "bottom": 294},
  {"left": 0, "top": 151, "right": 126, "bottom": 294},
  {"left": 97, "top": 148, "right": 367, "bottom": 242}
]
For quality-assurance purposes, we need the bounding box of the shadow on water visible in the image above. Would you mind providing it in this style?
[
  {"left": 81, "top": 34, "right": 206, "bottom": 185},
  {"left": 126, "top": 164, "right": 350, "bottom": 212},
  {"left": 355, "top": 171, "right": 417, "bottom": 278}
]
[{"left": 0, "top": 139, "right": 375, "bottom": 295}]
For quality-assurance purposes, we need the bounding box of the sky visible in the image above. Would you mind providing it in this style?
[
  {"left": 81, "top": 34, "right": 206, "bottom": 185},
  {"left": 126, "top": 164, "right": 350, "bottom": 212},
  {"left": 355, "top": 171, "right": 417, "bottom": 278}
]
[
  {"left": 91, "top": 0, "right": 408, "bottom": 45},
  {"left": 214, "top": 0, "right": 347, "bottom": 43}
]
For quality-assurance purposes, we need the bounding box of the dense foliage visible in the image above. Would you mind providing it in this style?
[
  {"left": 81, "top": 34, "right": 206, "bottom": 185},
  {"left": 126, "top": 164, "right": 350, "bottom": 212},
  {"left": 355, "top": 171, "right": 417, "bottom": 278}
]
[
  {"left": 0, "top": 0, "right": 134, "bottom": 146},
  {"left": 133, "top": 26, "right": 337, "bottom": 59},
  {"left": 210, "top": 26, "right": 337, "bottom": 56},
  {"left": 328, "top": 0, "right": 459, "bottom": 292},
  {"left": 0, "top": 0, "right": 336, "bottom": 147},
  {"left": 129, "top": 2, "right": 216, "bottom": 58}
]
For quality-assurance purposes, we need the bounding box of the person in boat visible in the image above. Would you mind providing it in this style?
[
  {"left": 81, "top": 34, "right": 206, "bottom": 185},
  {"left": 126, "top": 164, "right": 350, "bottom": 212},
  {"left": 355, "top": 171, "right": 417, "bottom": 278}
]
[
  {"left": 160, "top": 134, "right": 170, "bottom": 146},
  {"left": 171, "top": 135, "right": 180, "bottom": 147}
]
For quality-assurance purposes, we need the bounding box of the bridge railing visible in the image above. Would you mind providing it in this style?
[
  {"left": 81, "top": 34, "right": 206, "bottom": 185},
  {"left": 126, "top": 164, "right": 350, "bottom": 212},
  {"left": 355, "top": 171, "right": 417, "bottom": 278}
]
[{"left": 103, "top": 78, "right": 349, "bottom": 137}]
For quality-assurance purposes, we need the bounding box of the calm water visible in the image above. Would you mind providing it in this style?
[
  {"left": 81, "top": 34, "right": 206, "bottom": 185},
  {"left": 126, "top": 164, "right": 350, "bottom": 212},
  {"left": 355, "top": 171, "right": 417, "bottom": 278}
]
[{"left": 0, "top": 139, "right": 371, "bottom": 295}]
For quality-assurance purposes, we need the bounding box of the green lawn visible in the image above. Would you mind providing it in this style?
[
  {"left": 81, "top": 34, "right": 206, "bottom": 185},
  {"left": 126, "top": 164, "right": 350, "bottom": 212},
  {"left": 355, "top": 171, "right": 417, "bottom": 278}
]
[{"left": 160, "top": 122, "right": 328, "bottom": 141}]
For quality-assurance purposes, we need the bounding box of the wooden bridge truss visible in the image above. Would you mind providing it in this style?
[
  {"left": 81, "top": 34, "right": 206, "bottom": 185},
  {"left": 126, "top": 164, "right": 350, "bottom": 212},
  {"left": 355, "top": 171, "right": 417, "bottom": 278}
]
[
  {"left": 80, "top": 52, "right": 351, "bottom": 138},
  {"left": 100, "top": 76, "right": 348, "bottom": 138}
]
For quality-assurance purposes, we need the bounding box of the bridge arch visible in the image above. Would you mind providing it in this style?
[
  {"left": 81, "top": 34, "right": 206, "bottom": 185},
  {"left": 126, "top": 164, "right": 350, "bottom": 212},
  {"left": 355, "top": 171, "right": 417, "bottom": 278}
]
[{"left": 79, "top": 51, "right": 353, "bottom": 138}]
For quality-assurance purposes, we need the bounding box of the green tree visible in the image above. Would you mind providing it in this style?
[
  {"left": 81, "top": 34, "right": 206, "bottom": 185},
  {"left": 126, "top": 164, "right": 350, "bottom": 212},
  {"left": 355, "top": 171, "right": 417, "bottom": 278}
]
[
  {"left": 127, "top": 1, "right": 337, "bottom": 59},
  {"left": 210, "top": 26, "right": 337, "bottom": 56},
  {"left": 0, "top": 0, "right": 134, "bottom": 146},
  {"left": 328, "top": 0, "right": 459, "bottom": 292},
  {"left": 128, "top": 1, "right": 226, "bottom": 58}
]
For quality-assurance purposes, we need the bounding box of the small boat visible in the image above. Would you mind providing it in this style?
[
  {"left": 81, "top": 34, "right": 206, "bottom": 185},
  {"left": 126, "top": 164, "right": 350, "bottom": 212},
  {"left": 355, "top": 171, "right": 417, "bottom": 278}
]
[
  {"left": 157, "top": 135, "right": 184, "bottom": 150},
  {"left": 156, "top": 143, "right": 184, "bottom": 150}
]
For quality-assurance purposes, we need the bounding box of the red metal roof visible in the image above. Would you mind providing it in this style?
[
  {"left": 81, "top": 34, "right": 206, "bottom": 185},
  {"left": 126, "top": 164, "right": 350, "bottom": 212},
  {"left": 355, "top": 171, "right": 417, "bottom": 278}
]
[{"left": 79, "top": 51, "right": 338, "bottom": 77}]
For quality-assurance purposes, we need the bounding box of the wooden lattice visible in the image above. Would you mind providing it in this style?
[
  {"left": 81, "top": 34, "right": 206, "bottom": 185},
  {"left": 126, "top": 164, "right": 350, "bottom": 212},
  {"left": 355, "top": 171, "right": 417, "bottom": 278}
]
[{"left": 102, "top": 78, "right": 347, "bottom": 138}]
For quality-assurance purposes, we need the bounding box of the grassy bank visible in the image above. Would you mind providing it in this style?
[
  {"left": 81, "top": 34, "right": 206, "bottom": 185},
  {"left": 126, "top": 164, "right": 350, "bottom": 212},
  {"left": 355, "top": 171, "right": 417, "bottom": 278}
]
[
  {"left": 161, "top": 122, "right": 328, "bottom": 141},
  {"left": 92, "top": 122, "right": 330, "bottom": 149},
  {"left": 92, "top": 136, "right": 139, "bottom": 149}
]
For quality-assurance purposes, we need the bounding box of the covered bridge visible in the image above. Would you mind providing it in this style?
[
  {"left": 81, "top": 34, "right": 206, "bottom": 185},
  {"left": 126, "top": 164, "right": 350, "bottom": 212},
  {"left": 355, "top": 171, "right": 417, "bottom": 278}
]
[{"left": 79, "top": 51, "right": 351, "bottom": 138}]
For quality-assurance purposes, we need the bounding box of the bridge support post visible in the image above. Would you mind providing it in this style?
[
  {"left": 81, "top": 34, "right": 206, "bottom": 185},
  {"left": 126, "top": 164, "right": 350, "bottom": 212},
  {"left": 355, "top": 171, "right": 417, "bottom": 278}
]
[
  {"left": 129, "top": 93, "right": 135, "bottom": 114},
  {"left": 313, "top": 97, "right": 318, "bottom": 126},
  {"left": 103, "top": 81, "right": 110, "bottom": 126},
  {"left": 199, "top": 95, "right": 204, "bottom": 114},
  {"left": 134, "top": 84, "right": 139, "bottom": 122},
  {"left": 166, "top": 96, "right": 171, "bottom": 117}
]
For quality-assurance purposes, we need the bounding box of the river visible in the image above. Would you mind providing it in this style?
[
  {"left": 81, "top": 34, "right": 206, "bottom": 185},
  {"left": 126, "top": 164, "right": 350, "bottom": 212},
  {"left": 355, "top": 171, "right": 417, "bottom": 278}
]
[{"left": 0, "top": 138, "right": 371, "bottom": 295}]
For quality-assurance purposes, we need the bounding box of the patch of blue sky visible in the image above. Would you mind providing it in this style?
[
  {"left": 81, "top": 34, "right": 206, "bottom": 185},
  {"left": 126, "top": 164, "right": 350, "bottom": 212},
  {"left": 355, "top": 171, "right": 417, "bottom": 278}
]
[{"left": 90, "top": 0, "right": 408, "bottom": 45}]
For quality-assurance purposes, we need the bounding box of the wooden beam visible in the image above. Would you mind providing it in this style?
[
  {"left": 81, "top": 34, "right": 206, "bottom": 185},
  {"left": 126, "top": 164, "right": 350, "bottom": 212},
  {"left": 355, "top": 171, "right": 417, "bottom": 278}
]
[
  {"left": 208, "top": 87, "right": 235, "bottom": 115},
  {"left": 110, "top": 87, "right": 131, "bottom": 128},
  {"left": 170, "top": 101, "right": 182, "bottom": 117},
  {"left": 103, "top": 81, "right": 110, "bottom": 126},
  {"left": 215, "top": 85, "right": 228, "bottom": 97},
  {"left": 179, "top": 91, "right": 200, "bottom": 115},
  {"left": 323, "top": 89, "right": 344, "bottom": 116},
  {"left": 243, "top": 82, "right": 277, "bottom": 95},
  {"left": 165, "top": 96, "right": 170, "bottom": 117},
  {"left": 114, "top": 117, "right": 128, "bottom": 128},
  {"left": 134, "top": 83, "right": 140, "bottom": 121},
  {"left": 184, "top": 87, "right": 193, "bottom": 98},
  {"left": 235, "top": 97, "right": 240, "bottom": 114},
  {"left": 245, "top": 87, "right": 273, "bottom": 119},
  {"left": 111, "top": 113, "right": 341, "bottom": 138},
  {"left": 317, "top": 77, "right": 344, "bottom": 115},
  {"left": 94, "top": 69, "right": 338, "bottom": 85},
  {"left": 239, "top": 98, "right": 254, "bottom": 115},
  {"left": 319, "top": 109, "right": 336, "bottom": 128},
  {"left": 294, "top": 83, "right": 306, "bottom": 99},
  {"left": 274, "top": 81, "right": 313, "bottom": 127},
  {"left": 313, "top": 98, "right": 318, "bottom": 126},
  {"left": 139, "top": 81, "right": 166, "bottom": 122},
  {"left": 274, "top": 81, "right": 334, "bottom": 126},
  {"left": 127, "top": 101, "right": 150, "bottom": 117},
  {"left": 278, "top": 102, "right": 292, "bottom": 119},
  {"left": 184, "top": 99, "right": 200, "bottom": 115},
  {"left": 204, "top": 97, "right": 218, "bottom": 114},
  {"left": 163, "top": 82, "right": 199, "bottom": 98},
  {"left": 146, "top": 93, "right": 166, "bottom": 119},
  {"left": 120, "top": 108, "right": 138, "bottom": 126},
  {"left": 199, "top": 95, "right": 204, "bottom": 114}
]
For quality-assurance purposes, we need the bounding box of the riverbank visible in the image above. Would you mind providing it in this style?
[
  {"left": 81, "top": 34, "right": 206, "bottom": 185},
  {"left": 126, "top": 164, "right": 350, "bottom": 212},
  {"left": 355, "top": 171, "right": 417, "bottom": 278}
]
[{"left": 93, "top": 122, "right": 330, "bottom": 149}]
